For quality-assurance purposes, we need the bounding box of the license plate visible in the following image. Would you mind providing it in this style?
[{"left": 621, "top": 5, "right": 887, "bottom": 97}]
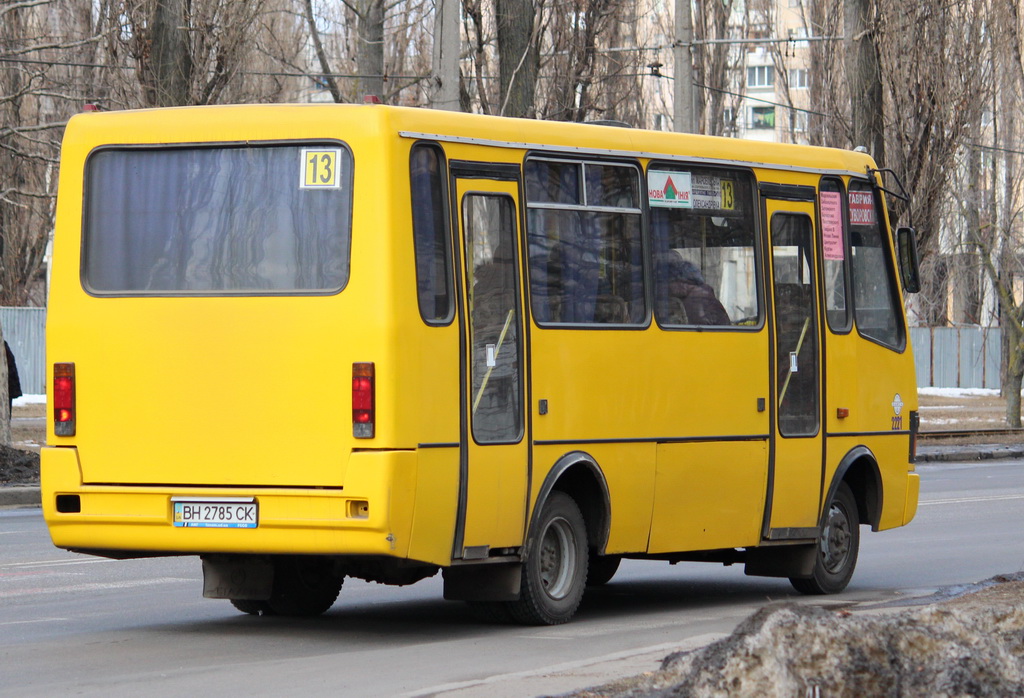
[{"left": 172, "top": 498, "right": 258, "bottom": 529}]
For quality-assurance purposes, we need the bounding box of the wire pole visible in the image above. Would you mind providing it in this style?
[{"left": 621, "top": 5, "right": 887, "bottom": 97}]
[
  {"left": 430, "top": 0, "right": 461, "bottom": 111},
  {"left": 674, "top": 0, "right": 695, "bottom": 132}
]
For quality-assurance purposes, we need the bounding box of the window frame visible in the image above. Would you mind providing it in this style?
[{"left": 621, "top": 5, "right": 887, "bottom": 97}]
[
  {"left": 524, "top": 155, "right": 649, "bottom": 329},
  {"left": 747, "top": 65, "right": 775, "bottom": 89},
  {"left": 646, "top": 160, "right": 764, "bottom": 332},
  {"left": 818, "top": 176, "right": 853, "bottom": 334},
  {"left": 410, "top": 141, "right": 455, "bottom": 326},
  {"left": 846, "top": 177, "right": 908, "bottom": 352}
]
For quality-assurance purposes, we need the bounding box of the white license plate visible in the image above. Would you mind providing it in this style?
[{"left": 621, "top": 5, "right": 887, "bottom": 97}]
[{"left": 172, "top": 499, "right": 258, "bottom": 529}]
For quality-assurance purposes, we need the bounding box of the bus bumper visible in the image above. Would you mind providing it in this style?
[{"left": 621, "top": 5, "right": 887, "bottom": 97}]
[
  {"left": 40, "top": 446, "right": 418, "bottom": 559},
  {"left": 903, "top": 471, "right": 920, "bottom": 525}
]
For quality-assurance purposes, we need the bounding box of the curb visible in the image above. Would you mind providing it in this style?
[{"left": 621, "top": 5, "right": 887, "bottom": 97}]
[
  {"left": 0, "top": 486, "right": 40, "bottom": 508},
  {"left": 917, "top": 445, "right": 1024, "bottom": 464}
]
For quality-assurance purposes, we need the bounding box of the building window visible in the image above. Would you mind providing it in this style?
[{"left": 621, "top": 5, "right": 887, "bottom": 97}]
[
  {"left": 751, "top": 106, "right": 776, "bottom": 129},
  {"left": 747, "top": 65, "right": 774, "bottom": 88},
  {"left": 789, "top": 68, "right": 809, "bottom": 89},
  {"left": 787, "top": 26, "right": 809, "bottom": 48}
]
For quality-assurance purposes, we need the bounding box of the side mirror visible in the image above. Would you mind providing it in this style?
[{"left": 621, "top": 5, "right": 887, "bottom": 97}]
[{"left": 896, "top": 227, "right": 921, "bottom": 294}]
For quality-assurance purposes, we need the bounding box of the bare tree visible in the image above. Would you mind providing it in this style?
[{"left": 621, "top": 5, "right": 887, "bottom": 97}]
[
  {"left": 496, "top": 0, "right": 539, "bottom": 117},
  {"left": 875, "top": 0, "right": 989, "bottom": 325}
]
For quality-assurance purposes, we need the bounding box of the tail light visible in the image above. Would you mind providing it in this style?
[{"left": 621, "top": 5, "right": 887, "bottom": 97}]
[
  {"left": 352, "top": 362, "right": 375, "bottom": 438},
  {"left": 53, "top": 362, "right": 76, "bottom": 436}
]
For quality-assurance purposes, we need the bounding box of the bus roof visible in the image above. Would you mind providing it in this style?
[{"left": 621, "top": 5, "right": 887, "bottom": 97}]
[{"left": 65, "top": 103, "right": 877, "bottom": 179}]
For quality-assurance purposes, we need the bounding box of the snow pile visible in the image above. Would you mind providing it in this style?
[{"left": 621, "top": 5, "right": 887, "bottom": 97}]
[{"left": 577, "top": 577, "right": 1024, "bottom": 697}]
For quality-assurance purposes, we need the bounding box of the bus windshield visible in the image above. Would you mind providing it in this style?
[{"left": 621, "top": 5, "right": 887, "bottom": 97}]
[{"left": 83, "top": 143, "right": 353, "bottom": 295}]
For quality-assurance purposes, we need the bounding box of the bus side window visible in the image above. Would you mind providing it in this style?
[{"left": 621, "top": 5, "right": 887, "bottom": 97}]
[
  {"left": 648, "top": 165, "right": 759, "bottom": 327},
  {"left": 819, "top": 177, "right": 851, "bottom": 332},
  {"left": 525, "top": 159, "right": 644, "bottom": 326},
  {"left": 847, "top": 180, "right": 905, "bottom": 350},
  {"left": 410, "top": 143, "right": 452, "bottom": 323}
]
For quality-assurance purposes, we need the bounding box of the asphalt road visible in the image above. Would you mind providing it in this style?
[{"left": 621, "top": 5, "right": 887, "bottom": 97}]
[{"left": 2, "top": 458, "right": 1023, "bottom": 697}]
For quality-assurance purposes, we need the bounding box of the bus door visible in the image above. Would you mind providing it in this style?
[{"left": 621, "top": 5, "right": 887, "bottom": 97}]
[
  {"left": 451, "top": 166, "right": 529, "bottom": 560},
  {"left": 763, "top": 193, "right": 823, "bottom": 538}
]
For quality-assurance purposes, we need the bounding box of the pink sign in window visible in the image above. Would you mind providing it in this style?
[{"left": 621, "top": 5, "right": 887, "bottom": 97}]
[{"left": 820, "top": 191, "right": 844, "bottom": 261}]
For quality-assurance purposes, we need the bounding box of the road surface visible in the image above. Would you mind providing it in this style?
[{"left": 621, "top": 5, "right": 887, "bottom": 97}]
[{"left": 2, "top": 458, "right": 1023, "bottom": 697}]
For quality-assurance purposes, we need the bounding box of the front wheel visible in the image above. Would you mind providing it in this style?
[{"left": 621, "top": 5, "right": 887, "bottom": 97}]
[
  {"left": 508, "top": 492, "right": 588, "bottom": 625},
  {"left": 790, "top": 482, "right": 859, "bottom": 595}
]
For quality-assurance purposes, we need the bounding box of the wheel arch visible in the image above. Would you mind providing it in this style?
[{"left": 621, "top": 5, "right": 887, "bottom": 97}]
[
  {"left": 527, "top": 451, "right": 611, "bottom": 557},
  {"left": 826, "top": 446, "right": 883, "bottom": 532}
]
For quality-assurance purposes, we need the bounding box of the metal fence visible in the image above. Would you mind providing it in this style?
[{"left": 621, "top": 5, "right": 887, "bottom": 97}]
[
  {"left": 910, "top": 327, "right": 1002, "bottom": 390},
  {"left": 0, "top": 307, "right": 1006, "bottom": 395},
  {"left": 1, "top": 307, "right": 46, "bottom": 395}
]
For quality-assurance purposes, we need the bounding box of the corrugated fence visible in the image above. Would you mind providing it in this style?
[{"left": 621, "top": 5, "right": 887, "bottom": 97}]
[
  {"left": 0, "top": 307, "right": 1008, "bottom": 395},
  {"left": 1, "top": 307, "right": 46, "bottom": 395},
  {"left": 910, "top": 326, "right": 1003, "bottom": 390}
]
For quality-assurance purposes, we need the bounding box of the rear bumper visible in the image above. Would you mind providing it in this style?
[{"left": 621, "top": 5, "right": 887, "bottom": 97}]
[{"left": 40, "top": 446, "right": 417, "bottom": 559}]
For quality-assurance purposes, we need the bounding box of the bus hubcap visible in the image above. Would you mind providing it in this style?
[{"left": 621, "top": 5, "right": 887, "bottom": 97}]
[
  {"left": 539, "top": 517, "right": 576, "bottom": 600},
  {"left": 821, "top": 503, "right": 851, "bottom": 574}
]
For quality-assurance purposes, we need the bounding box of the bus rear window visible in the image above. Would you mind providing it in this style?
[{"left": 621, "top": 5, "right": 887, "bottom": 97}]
[{"left": 83, "top": 144, "right": 353, "bottom": 294}]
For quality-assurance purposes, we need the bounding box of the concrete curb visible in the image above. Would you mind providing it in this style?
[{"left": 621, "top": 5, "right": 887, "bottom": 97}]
[
  {"left": 917, "top": 444, "right": 1024, "bottom": 463},
  {"left": 0, "top": 485, "right": 40, "bottom": 508}
]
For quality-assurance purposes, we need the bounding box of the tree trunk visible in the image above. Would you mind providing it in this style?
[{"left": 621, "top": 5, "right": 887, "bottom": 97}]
[
  {"left": 356, "top": 0, "right": 385, "bottom": 101},
  {"left": 845, "top": 0, "right": 884, "bottom": 164},
  {"left": 150, "top": 0, "right": 192, "bottom": 106},
  {"left": 0, "top": 326, "right": 10, "bottom": 445},
  {"left": 1006, "top": 356, "right": 1023, "bottom": 428},
  {"left": 496, "top": 0, "right": 538, "bottom": 118}
]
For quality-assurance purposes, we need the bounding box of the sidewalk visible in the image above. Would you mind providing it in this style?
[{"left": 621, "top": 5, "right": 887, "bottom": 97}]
[{"left": 2, "top": 444, "right": 1020, "bottom": 510}]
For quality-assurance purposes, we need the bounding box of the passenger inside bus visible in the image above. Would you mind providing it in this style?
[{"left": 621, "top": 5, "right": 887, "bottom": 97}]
[{"left": 659, "top": 254, "right": 731, "bottom": 326}]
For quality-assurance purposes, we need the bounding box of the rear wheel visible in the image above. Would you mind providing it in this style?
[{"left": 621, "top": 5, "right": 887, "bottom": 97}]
[
  {"left": 790, "top": 482, "right": 859, "bottom": 595},
  {"left": 508, "top": 492, "right": 588, "bottom": 625},
  {"left": 267, "top": 556, "right": 344, "bottom": 617}
]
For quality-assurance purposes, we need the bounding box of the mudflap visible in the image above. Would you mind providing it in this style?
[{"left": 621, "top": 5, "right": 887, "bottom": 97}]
[
  {"left": 744, "top": 544, "right": 816, "bottom": 579},
  {"left": 442, "top": 563, "right": 522, "bottom": 602},
  {"left": 202, "top": 555, "right": 274, "bottom": 600}
]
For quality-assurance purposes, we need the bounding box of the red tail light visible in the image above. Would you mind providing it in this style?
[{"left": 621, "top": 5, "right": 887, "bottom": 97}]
[
  {"left": 53, "top": 362, "right": 76, "bottom": 436},
  {"left": 352, "top": 362, "right": 375, "bottom": 438}
]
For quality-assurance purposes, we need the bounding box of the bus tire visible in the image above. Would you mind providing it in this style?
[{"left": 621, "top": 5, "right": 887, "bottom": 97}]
[
  {"left": 587, "top": 553, "right": 621, "bottom": 586},
  {"left": 230, "top": 599, "right": 273, "bottom": 616},
  {"left": 509, "top": 492, "right": 588, "bottom": 625},
  {"left": 267, "top": 556, "right": 344, "bottom": 617},
  {"left": 790, "top": 482, "right": 859, "bottom": 595}
]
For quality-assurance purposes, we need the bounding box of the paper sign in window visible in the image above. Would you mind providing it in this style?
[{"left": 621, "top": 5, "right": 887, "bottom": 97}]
[
  {"left": 848, "top": 190, "right": 877, "bottom": 225},
  {"left": 301, "top": 148, "right": 342, "bottom": 189},
  {"left": 820, "top": 191, "right": 844, "bottom": 261}
]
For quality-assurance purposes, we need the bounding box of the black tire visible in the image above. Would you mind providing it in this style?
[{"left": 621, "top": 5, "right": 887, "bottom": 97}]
[
  {"left": 508, "top": 492, "right": 588, "bottom": 625},
  {"left": 267, "top": 556, "right": 344, "bottom": 617},
  {"left": 586, "top": 552, "right": 621, "bottom": 587},
  {"left": 230, "top": 598, "right": 273, "bottom": 616},
  {"left": 791, "top": 482, "right": 860, "bottom": 595}
]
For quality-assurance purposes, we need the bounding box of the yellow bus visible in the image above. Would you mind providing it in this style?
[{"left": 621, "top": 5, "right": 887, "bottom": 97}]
[{"left": 43, "top": 104, "right": 922, "bottom": 625}]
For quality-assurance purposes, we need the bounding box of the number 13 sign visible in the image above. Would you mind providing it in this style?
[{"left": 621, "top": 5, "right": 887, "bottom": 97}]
[{"left": 301, "top": 148, "right": 342, "bottom": 189}]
